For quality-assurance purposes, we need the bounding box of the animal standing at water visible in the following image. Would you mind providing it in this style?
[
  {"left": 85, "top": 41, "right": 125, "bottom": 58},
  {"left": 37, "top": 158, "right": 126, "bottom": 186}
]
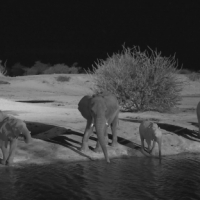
[
  {"left": 0, "top": 110, "right": 32, "bottom": 165},
  {"left": 196, "top": 101, "right": 200, "bottom": 138},
  {"left": 139, "top": 120, "right": 162, "bottom": 161},
  {"left": 78, "top": 92, "right": 120, "bottom": 163}
]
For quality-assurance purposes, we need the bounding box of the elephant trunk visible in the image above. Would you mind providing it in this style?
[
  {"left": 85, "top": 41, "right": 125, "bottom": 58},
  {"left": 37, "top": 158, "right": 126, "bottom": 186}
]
[
  {"left": 158, "top": 138, "right": 162, "bottom": 162},
  {"left": 95, "top": 117, "right": 110, "bottom": 163},
  {"left": 24, "top": 131, "right": 32, "bottom": 144}
]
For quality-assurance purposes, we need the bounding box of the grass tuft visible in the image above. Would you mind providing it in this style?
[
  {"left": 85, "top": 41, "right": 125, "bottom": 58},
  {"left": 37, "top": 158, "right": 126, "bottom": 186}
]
[
  {"left": 186, "top": 72, "right": 200, "bottom": 81},
  {"left": 0, "top": 60, "right": 7, "bottom": 76},
  {"left": 55, "top": 76, "right": 71, "bottom": 82},
  {"left": 0, "top": 80, "right": 10, "bottom": 84}
]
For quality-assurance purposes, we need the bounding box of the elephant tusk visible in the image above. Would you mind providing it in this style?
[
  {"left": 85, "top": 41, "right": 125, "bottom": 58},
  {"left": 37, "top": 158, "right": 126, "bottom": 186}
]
[{"left": 91, "top": 122, "right": 109, "bottom": 128}]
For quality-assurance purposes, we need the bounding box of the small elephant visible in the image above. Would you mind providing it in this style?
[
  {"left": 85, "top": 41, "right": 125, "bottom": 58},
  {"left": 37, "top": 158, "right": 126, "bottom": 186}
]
[
  {"left": 0, "top": 111, "right": 32, "bottom": 166},
  {"left": 196, "top": 101, "right": 200, "bottom": 138},
  {"left": 139, "top": 120, "right": 162, "bottom": 161},
  {"left": 78, "top": 92, "right": 120, "bottom": 163}
]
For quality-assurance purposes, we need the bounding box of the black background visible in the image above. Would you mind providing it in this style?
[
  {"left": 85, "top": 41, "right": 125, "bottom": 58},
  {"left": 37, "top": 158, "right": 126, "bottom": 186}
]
[{"left": 0, "top": 1, "right": 199, "bottom": 70}]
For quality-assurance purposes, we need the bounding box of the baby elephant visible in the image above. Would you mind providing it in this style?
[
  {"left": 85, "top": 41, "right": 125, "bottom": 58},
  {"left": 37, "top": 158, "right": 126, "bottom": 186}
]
[{"left": 139, "top": 120, "right": 162, "bottom": 161}]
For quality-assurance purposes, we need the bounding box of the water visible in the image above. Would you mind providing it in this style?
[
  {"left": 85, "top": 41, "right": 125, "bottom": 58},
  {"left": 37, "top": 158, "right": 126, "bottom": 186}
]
[{"left": 1, "top": 154, "right": 200, "bottom": 200}]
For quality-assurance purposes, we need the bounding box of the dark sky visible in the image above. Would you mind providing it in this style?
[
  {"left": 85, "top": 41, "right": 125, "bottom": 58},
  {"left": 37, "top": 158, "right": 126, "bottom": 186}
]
[{"left": 0, "top": 1, "right": 199, "bottom": 69}]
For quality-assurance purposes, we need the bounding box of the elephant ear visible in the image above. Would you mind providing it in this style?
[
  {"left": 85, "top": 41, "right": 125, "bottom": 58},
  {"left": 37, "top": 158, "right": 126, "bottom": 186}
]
[
  {"left": 4, "top": 123, "right": 16, "bottom": 138},
  {"left": 11, "top": 126, "right": 21, "bottom": 139},
  {"left": 0, "top": 120, "right": 18, "bottom": 147},
  {"left": 0, "top": 127, "right": 9, "bottom": 148},
  {"left": 6, "top": 118, "right": 22, "bottom": 138}
]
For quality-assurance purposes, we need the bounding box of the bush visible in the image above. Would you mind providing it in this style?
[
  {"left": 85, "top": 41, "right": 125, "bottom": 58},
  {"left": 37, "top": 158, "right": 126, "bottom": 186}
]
[
  {"left": 10, "top": 62, "right": 26, "bottom": 76},
  {"left": 24, "top": 67, "right": 39, "bottom": 75},
  {"left": 178, "top": 69, "right": 192, "bottom": 74},
  {"left": 0, "top": 67, "right": 4, "bottom": 77},
  {"left": 56, "top": 76, "right": 71, "bottom": 82},
  {"left": 186, "top": 72, "right": 200, "bottom": 81},
  {"left": 0, "top": 80, "right": 10, "bottom": 84},
  {"left": 25, "top": 61, "right": 50, "bottom": 75},
  {"left": 43, "top": 63, "right": 80, "bottom": 74},
  {"left": 0, "top": 60, "right": 7, "bottom": 76},
  {"left": 178, "top": 68, "right": 200, "bottom": 81},
  {"left": 89, "top": 46, "right": 183, "bottom": 112}
]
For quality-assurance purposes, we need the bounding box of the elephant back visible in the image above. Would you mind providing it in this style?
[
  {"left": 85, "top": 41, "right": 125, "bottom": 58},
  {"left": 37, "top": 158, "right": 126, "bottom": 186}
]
[
  {"left": 92, "top": 92, "right": 119, "bottom": 119},
  {"left": 97, "top": 92, "right": 119, "bottom": 111}
]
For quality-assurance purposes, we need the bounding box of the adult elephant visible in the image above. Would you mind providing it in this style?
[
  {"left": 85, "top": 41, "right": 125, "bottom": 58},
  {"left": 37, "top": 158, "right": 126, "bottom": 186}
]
[
  {"left": 78, "top": 92, "right": 120, "bottom": 163},
  {"left": 0, "top": 111, "right": 32, "bottom": 166}
]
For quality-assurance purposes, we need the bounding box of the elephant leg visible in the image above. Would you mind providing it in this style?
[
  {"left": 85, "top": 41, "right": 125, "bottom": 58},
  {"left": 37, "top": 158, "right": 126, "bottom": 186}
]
[
  {"left": 140, "top": 135, "right": 145, "bottom": 152},
  {"left": 110, "top": 114, "right": 118, "bottom": 147},
  {"left": 94, "top": 126, "right": 108, "bottom": 153},
  {"left": 7, "top": 139, "right": 18, "bottom": 165},
  {"left": 104, "top": 126, "right": 109, "bottom": 146},
  {"left": 146, "top": 140, "right": 152, "bottom": 153},
  {"left": 0, "top": 142, "right": 10, "bottom": 165},
  {"left": 149, "top": 140, "right": 155, "bottom": 154},
  {"left": 157, "top": 138, "right": 162, "bottom": 161},
  {"left": 81, "top": 119, "right": 93, "bottom": 152},
  {"left": 94, "top": 141, "right": 101, "bottom": 153}
]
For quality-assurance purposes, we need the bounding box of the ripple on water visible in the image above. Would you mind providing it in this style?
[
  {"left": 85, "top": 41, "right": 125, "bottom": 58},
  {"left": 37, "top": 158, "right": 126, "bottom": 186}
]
[{"left": 1, "top": 154, "right": 200, "bottom": 200}]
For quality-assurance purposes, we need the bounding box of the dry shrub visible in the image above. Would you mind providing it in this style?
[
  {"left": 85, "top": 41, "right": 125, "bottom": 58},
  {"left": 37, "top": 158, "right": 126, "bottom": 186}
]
[
  {"left": 11, "top": 62, "right": 26, "bottom": 76},
  {"left": 0, "top": 60, "right": 7, "bottom": 76},
  {"left": 89, "top": 46, "right": 183, "bottom": 112},
  {"left": 25, "top": 61, "right": 50, "bottom": 75},
  {"left": 178, "top": 69, "right": 192, "bottom": 74},
  {"left": 0, "top": 80, "right": 10, "bottom": 84},
  {"left": 56, "top": 76, "right": 71, "bottom": 82},
  {"left": 178, "top": 68, "right": 200, "bottom": 81},
  {"left": 43, "top": 63, "right": 80, "bottom": 74},
  {"left": 186, "top": 72, "right": 200, "bottom": 81},
  {"left": 0, "top": 68, "right": 4, "bottom": 77}
]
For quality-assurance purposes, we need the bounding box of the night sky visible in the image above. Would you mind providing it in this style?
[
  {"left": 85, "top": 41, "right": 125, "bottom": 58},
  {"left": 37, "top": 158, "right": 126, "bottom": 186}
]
[{"left": 0, "top": 1, "right": 199, "bottom": 70}]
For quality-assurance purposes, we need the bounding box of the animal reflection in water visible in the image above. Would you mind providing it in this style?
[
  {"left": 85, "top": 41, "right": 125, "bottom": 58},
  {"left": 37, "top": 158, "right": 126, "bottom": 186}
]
[
  {"left": 78, "top": 92, "right": 120, "bottom": 163},
  {"left": 139, "top": 120, "right": 162, "bottom": 161},
  {"left": 0, "top": 110, "right": 32, "bottom": 166}
]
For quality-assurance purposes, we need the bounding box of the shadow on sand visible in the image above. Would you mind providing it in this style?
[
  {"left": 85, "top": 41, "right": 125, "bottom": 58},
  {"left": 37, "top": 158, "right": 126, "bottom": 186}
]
[
  {"left": 120, "top": 118, "right": 200, "bottom": 142},
  {"left": 25, "top": 120, "right": 144, "bottom": 160},
  {"left": 16, "top": 100, "right": 55, "bottom": 103},
  {"left": 25, "top": 117, "right": 200, "bottom": 161},
  {"left": 25, "top": 121, "right": 97, "bottom": 160}
]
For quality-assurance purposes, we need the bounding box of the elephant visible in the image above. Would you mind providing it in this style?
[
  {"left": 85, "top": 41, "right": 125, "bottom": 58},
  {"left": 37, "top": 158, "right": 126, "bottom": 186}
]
[
  {"left": 196, "top": 101, "right": 200, "bottom": 137},
  {"left": 78, "top": 92, "right": 120, "bottom": 163},
  {"left": 0, "top": 110, "right": 32, "bottom": 166},
  {"left": 139, "top": 120, "right": 162, "bottom": 161}
]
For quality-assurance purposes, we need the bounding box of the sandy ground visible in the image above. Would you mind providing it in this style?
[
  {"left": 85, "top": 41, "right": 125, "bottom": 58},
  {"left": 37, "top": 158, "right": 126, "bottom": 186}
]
[{"left": 0, "top": 73, "right": 200, "bottom": 165}]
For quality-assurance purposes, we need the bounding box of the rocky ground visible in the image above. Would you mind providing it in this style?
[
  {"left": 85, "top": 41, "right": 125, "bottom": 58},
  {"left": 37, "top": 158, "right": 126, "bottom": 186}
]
[{"left": 0, "top": 73, "right": 200, "bottom": 165}]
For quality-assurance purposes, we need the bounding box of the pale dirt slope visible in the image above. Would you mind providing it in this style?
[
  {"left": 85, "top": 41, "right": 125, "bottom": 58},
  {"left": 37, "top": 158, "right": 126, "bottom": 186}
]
[{"left": 0, "top": 74, "right": 200, "bottom": 165}]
